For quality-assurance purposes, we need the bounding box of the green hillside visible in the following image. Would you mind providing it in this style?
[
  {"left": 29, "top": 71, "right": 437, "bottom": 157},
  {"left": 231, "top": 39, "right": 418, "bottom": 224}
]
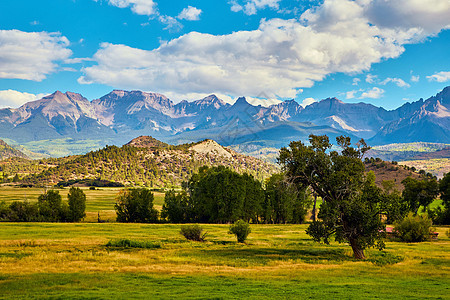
[
  {"left": 0, "top": 139, "right": 28, "bottom": 160},
  {"left": 16, "top": 136, "right": 277, "bottom": 187}
]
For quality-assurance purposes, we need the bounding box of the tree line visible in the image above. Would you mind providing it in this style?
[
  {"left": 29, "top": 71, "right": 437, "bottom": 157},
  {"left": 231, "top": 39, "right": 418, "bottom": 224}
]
[
  {"left": 0, "top": 187, "right": 86, "bottom": 222},
  {"left": 113, "top": 166, "right": 311, "bottom": 225}
]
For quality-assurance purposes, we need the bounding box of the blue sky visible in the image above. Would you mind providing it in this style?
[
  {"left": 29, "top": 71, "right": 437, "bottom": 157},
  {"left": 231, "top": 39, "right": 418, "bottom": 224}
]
[{"left": 0, "top": 0, "right": 449, "bottom": 110}]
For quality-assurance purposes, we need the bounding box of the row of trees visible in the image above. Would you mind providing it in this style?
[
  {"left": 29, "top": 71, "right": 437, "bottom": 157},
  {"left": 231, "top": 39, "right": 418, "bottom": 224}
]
[
  {"left": 160, "top": 166, "right": 311, "bottom": 224},
  {"left": 0, "top": 187, "right": 86, "bottom": 222},
  {"left": 113, "top": 166, "right": 311, "bottom": 225}
]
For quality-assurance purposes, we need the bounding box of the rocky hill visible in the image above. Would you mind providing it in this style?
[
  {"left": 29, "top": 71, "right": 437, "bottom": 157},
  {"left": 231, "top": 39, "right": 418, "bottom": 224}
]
[
  {"left": 364, "top": 159, "right": 422, "bottom": 192},
  {"left": 20, "top": 136, "right": 278, "bottom": 187},
  {"left": 0, "top": 139, "right": 28, "bottom": 160}
]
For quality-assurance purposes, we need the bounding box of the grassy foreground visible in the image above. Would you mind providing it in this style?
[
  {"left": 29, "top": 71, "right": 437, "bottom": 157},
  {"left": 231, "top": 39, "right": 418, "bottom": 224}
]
[{"left": 0, "top": 223, "right": 449, "bottom": 299}]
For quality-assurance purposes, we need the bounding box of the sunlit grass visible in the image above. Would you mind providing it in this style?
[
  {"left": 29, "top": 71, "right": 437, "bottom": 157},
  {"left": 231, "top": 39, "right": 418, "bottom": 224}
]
[
  {"left": 0, "top": 223, "right": 448, "bottom": 298},
  {"left": 0, "top": 186, "right": 449, "bottom": 298},
  {"left": 0, "top": 187, "right": 165, "bottom": 220}
]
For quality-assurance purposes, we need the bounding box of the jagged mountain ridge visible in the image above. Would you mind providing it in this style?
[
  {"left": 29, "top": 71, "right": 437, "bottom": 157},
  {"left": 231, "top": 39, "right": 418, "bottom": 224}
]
[
  {"left": 0, "top": 87, "right": 449, "bottom": 156},
  {"left": 370, "top": 87, "right": 450, "bottom": 144}
]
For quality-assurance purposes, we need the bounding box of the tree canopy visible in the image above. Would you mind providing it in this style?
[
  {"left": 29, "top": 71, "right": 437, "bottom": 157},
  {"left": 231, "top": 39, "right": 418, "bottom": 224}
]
[
  {"left": 279, "top": 134, "right": 385, "bottom": 259},
  {"left": 115, "top": 188, "right": 158, "bottom": 223}
]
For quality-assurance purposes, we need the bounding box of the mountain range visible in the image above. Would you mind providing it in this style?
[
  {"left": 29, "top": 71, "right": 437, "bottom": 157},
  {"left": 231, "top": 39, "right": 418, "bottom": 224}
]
[{"left": 0, "top": 86, "right": 449, "bottom": 157}]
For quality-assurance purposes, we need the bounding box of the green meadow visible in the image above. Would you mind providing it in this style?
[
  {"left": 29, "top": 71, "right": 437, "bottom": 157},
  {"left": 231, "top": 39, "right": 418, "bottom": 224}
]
[
  {"left": 0, "top": 187, "right": 449, "bottom": 299},
  {"left": 0, "top": 186, "right": 165, "bottom": 222}
]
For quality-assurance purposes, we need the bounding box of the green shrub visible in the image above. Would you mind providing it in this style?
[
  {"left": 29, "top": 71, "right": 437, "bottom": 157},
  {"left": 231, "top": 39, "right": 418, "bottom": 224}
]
[
  {"left": 394, "top": 213, "right": 433, "bottom": 242},
  {"left": 7, "top": 201, "right": 39, "bottom": 222},
  {"left": 180, "top": 224, "right": 206, "bottom": 241},
  {"left": 229, "top": 220, "right": 251, "bottom": 243},
  {"left": 106, "top": 239, "right": 161, "bottom": 249}
]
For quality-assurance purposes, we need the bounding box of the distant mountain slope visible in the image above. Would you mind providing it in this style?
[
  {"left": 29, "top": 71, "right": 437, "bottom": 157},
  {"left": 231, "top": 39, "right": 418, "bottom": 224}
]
[
  {"left": 0, "top": 139, "right": 28, "bottom": 160},
  {"left": 22, "top": 137, "right": 278, "bottom": 187},
  {"left": 411, "top": 147, "right": 450, "bottom": 160},
  {"left": 0, "top": 91, "right": 115, "bottom": 143},
  {"left": 0, "top": 86, "right": 448, "bottom": 157},
  {"left": 369, "top": 87, "right": 450, "bottom": 144},
  {"left": 366, "top": 142, "right": 450, "bottom": 162}
]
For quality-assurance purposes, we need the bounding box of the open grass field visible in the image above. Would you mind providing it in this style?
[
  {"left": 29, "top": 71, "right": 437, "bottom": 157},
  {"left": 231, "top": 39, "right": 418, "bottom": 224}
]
[
  {"left": 0, "top": 186, "right": 166, "bottom": 222},
  {"left": 0, "top": 223, "right": 449, "bottom": 299},
  {"left": 0, "top": 186, "right": 449, "bottom": 299}
]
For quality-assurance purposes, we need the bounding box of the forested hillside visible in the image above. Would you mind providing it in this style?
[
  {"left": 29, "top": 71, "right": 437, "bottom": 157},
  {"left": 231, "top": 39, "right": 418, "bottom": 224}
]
[
  {"left": 15, "top": 136, "right": 277, "bottom": 187},
  {"left": 0, "top": 139, "right": 28, "bottom": 160}
]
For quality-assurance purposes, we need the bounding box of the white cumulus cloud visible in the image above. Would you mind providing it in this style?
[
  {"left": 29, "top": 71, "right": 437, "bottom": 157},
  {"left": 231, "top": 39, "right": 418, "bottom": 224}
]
[
  {"left": 365, "top": 74, "right": 377, "bottom": 84},
  {"left": 352, "top": 78, "right": 360, "bottom": 86},
  {"left": 411, "top": 75, "right": 420, "bottom": 82},
  {"left": 427, "top": 71, "right": 450, "bottom": 83},
  {"left": 364, "top": 0, "right": 450, "bottom": 37},
  {"left": 0, "top": 90, "right": 47, "bottom": 108},
  {"left": 346, "top": 90, "right": 357, "bottom": 99},
  {"left": 229, "top": 0, "right": 282, "bottom": 15},
  {"left": 360, "top": 87, "right": 384, "bottom": 99},
  {"left": 300, "top": 97, "right": 317, "bottom": 107},
  {"left": 178, "top": 6, "right": 202, "bottom": 21},
  {"left": 0, "top": 30, "right": 72, "bottom": 81},
  {"left": 380, "top": 77, "right": 410, "bottom": 88},
  {"left": 80, "top": 0, "right": 450, "bottom": 100},
  {"left": 159, "top": 15, "right": 182, "bottom": 32},
  {"left": 107, "top": 0, "right": 157, "bottom": 16}
]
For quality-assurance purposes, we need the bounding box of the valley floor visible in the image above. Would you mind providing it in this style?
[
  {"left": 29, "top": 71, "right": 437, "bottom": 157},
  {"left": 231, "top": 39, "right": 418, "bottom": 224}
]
[{"left": 0, "top": 223, "right": 449, "bottom": 299}]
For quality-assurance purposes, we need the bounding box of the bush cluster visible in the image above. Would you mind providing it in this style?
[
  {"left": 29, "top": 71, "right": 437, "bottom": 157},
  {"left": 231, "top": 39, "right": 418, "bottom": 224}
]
[
  {"left": 180, "top": 224, "right": 207, "bottom": 242},
  {"left": 394, "top": 213, "right": 433, "bottom": 242},
  {"left": 106, "top": 239, "right": 161, "bottom": 249}
]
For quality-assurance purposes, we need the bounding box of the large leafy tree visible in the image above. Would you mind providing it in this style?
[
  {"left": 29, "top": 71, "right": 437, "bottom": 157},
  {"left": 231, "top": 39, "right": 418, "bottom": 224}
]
[
  {"left": 67, "top": 187, "right": 86, "bottom": 222},
  {"left": 185, "top": 166, "right": 263, "bottom": 223},
  {"left": 263, "top": 173, "right": 310, "bottom": 224},
  {"left": 115, "top": 188, "right": 158, "bottom": 223},
  {"left": 161, "top": 190, "right": 192, "bottom": 223},
  {"left": 38, "top": 190, "right": 67, "bottom": 222},
  {"left": 429, "top": 172, "right": 450, "bottom": 225},
  {"left": 402, "top": 177, "right": 439, "bottom": 214},
  {"left": 279, "top": 135, "right": 385, "bottom": 259}
]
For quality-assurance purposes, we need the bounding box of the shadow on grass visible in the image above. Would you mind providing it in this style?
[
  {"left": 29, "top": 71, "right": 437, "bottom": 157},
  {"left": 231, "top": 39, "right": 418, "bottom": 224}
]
[
  {"left": 196, "top": 247, "right": 350, "bottom": 264},
  {"left": 0, "top": 252, "right": 32, "bottom": 259}
]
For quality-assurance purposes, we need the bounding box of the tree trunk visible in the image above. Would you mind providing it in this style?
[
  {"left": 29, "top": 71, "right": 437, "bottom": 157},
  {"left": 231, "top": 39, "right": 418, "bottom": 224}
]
[
  {"left": 311, "top": 194, "right": 317, "bottom": 222},
  {"left": 349, "top": 238, "right": 365, "bottom": 260}
]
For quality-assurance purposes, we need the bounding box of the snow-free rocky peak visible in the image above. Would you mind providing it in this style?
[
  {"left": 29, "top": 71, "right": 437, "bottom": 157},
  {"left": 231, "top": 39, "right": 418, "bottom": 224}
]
[{"left": 189, "top": 139, "right": 233, "bottom": 159}]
